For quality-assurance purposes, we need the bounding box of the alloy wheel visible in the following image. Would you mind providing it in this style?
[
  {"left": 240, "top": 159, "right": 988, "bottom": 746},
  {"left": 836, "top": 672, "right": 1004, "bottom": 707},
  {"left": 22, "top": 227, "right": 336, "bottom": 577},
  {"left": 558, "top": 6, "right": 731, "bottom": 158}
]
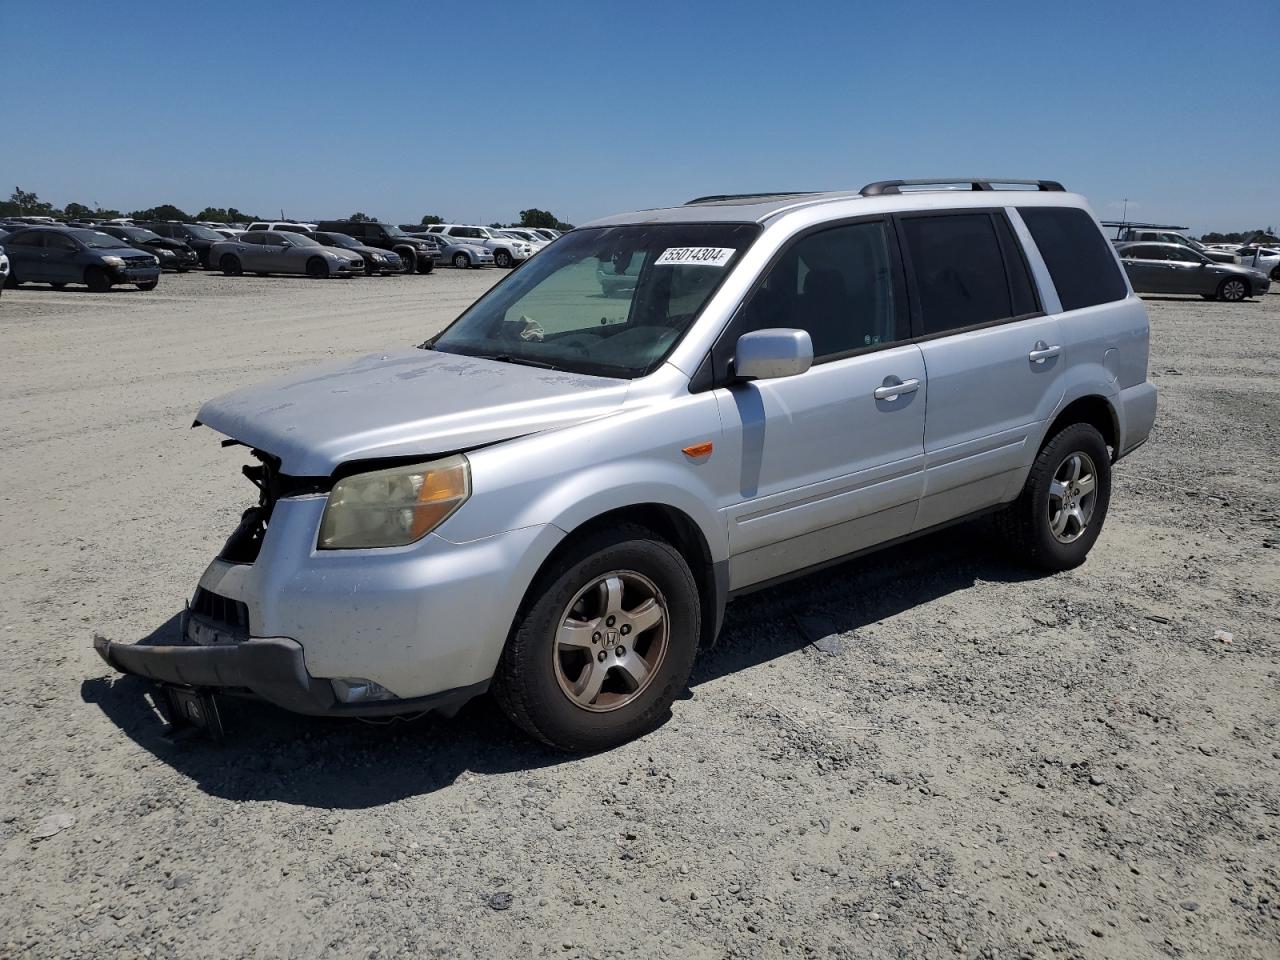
[
  {"left": 1221, "top": 279, "right": 1246, "bottom": 302},
  {"left": 1047, "top": 452, "right": 1098, "bottom": 544},
  {"left": 553, "top": 570, "right": 669, "bottom": 712}
]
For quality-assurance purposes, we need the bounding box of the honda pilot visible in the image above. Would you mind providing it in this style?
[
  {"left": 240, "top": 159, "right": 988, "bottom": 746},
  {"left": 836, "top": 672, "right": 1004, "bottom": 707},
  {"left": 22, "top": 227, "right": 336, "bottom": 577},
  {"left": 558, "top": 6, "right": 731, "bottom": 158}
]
[{"left": 97, "top": 179, "right": 1157, "bottom": 751}]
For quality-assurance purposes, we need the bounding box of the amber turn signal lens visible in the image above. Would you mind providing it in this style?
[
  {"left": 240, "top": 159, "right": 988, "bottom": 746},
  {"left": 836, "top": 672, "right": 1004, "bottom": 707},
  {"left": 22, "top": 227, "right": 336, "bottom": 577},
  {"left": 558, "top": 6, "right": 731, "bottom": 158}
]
[{"left": 682, "top": 441, "right": 714, "bottom": 459}]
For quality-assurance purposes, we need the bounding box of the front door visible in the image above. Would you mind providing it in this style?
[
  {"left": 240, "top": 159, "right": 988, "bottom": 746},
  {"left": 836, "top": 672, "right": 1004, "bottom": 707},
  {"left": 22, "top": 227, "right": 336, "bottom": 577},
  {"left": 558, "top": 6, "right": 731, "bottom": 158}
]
[
  {"left": 43, "top": 232, "right": 83, "bottom": 283},
  {"left": 895, "top": 209, "right": 1066, "bottom": 529},
  {"left": 713, "top": 218, "right": 927, "bottom": 590}
]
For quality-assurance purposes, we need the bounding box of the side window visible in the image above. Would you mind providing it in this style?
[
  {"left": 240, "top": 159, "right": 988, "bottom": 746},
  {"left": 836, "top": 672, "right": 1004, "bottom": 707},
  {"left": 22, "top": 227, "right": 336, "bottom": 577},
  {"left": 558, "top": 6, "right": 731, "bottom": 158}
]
[
  {"left": 240, "top": 233, "right": 263, "bottom": 245},
  {"left": 1018, "top": 206, "right": 1127, "bottom": 311},
  {"left": 898, "top": 213, "right": 1026, "bottom": 335},
  {"left": 247, "top": 224, "right": 266, "bottom": 232},
  {"left": 261, "top": 233, "right": 286, "bottom": 247},
  {"left": 366, "top": 226, "right": 385, "bottom": 241},
  {"left": 8, "top": 231, "right": 44, "bottom": 248},
  {"left": 737, "top": 220, "right": 903, "bottom": 361},
  {"left": 49, "top": 234, "right": 79, "bottom": 252}
]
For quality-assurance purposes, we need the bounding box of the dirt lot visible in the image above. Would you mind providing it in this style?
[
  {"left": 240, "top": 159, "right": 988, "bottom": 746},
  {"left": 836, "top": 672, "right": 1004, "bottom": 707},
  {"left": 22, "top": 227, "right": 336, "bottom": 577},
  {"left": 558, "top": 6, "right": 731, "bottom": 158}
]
[{"left": 1, "top": 270, "right": 1277, "bottom": 960}]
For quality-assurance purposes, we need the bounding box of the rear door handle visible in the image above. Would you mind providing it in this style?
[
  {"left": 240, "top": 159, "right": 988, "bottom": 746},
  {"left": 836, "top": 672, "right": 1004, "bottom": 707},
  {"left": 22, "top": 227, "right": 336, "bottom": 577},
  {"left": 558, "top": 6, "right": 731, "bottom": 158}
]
[
  {"left": 1028, "top": 342, "right": 1061, "bottom": 364},
  {"left": 874, "top": 377, "right": 920, "bottom": 401}
]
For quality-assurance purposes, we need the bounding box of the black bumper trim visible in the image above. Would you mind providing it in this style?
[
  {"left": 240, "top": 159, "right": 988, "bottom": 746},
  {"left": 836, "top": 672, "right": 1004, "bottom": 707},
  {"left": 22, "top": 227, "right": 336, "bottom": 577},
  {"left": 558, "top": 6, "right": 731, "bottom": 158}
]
[{"left": 93, "top": 632, "right": 488, "bottom": 718}]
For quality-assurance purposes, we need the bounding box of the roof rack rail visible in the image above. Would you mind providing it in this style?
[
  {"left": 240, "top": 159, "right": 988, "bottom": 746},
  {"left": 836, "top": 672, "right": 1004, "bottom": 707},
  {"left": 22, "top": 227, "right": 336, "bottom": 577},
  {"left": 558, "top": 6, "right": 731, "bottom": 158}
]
[
  {"left": 684, "top": 192, "right": 817, "bottom": 205},
  {"left": 859, "top": 178, "right": 1065, "bottom": 197},
  {"left": 1099, "top": 221, "right": 1188, "bottom": 231}
]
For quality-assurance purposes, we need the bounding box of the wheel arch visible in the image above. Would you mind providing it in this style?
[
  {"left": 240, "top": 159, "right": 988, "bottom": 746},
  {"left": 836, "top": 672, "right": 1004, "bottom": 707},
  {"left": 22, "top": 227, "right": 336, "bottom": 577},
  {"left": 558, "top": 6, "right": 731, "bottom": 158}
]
[
  {"left": 1043, "top": 394, "right": 1119, "bottom": 459},
  {"left": 518, "top": 502, "right": 726, "bottom": 651}
]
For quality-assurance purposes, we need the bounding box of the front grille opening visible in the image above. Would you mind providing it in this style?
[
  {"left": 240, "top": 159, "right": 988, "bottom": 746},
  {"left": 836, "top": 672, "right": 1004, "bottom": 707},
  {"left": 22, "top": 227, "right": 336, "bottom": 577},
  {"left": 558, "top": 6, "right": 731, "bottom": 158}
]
[{"left": 191, "top": 586, "right": 250, "bottom": 636}]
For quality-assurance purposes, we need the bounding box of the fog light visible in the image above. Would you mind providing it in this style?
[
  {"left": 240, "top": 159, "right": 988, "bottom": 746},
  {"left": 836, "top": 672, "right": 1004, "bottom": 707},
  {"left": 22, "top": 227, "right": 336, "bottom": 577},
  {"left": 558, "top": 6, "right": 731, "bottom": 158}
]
[{"left": 330, "top": 678, "right": 399, "bottom": 704}]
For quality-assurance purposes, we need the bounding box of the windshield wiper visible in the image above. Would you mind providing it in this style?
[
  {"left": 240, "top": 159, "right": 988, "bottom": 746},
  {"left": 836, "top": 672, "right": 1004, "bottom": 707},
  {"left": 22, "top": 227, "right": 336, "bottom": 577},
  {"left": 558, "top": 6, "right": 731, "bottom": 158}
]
[{"left": 485, "top": 354, "right": 560, "bottom": 371}]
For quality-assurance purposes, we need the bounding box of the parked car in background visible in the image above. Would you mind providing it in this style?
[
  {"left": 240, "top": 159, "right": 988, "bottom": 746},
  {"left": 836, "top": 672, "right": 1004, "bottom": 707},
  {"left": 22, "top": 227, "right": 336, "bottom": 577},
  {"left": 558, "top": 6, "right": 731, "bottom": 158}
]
[
  {"left": 313, "top": 231, "right": 403, "bottom": 275},
  {"left": 96, "top": 224, "right": 201, "bottom": 272},
  {"left": 1235, "top": 246, "right": 1279, "bottom": 281},
  {"left": 246, "top": 221, "right": 316, "bottom": 235},
  {"left": 1116, "top": 229, "right": 1235, "bottom": 264},
  {"left": 135, "top": 222, "right": 226, "bottom": 267},
  {"left": 424, "top": 224, "right": 533, "bottom": 268},
  {"left": 1116, "top": 242, "right": 1270, "bottom": 301},
  {"left": 211, "top": 231, "right": 365, "bottom": 278},
  {"left": 96, "top": 179, "right": 1157, "bottom": 751},
  {"left": 498, "top": 228, "right": 551, "bottom": 252},
  {"left": 0, "top": 242, "right": 9, "bottom": 297},
  {"left": 316, "top": 221, "right": 437, "bottom": 274},
  {"left": 422, "top": 233, "right": 495, "bottom": 269},
  {"left": 3, "top": 226, "right": 161, "bottom": 291}
]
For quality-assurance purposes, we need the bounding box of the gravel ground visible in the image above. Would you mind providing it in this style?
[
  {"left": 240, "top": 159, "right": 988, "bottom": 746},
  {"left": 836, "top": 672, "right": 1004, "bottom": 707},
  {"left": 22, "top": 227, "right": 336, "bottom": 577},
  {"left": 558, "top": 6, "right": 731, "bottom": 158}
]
[{"left": 1, "top": 271, "right": 1277, "bottom": 960}]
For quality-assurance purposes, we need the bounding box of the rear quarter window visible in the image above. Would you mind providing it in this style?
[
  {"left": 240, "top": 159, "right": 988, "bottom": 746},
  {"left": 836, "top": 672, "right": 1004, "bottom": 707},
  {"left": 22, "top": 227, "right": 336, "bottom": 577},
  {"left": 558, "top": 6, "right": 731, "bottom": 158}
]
[{"left": 1018, "top": 207, "right": 1127, "bottom": 312}]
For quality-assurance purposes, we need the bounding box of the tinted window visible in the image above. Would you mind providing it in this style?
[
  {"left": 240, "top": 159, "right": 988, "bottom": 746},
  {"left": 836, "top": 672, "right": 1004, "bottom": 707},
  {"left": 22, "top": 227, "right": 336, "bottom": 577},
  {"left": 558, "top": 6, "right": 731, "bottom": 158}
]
[
  {"left": 899, "top": 213, "right": 1023, "bottom": 334},
  {"left": 239, "top": 233, "right": 264, "bottom": 245},
  {"left": 1018, "top": 207, "right": 1127, "bottom": 311},
  {"left": 737, "top": 220, "right": 903, "bottom": 360},
  {"left": 247, "top": 224, "right": 267, "bottom": 231},
  {"left": 7, "top": 230, "right": 44, "bottom": 247},
  {"left": 48, "top": 233, "right": 80, "bottom": 252}
]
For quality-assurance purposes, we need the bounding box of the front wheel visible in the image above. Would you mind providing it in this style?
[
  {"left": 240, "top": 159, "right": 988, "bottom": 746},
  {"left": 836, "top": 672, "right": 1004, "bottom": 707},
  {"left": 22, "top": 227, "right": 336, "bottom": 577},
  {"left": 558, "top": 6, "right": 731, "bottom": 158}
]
[
  {"left": 1217, "top": 277, "right": 1248, "bottom": 302},
  {"left": 416, "top": 258, "right": 434, "bottom": 274},
  {"left": 493, "top": 524, "right": 700, "bottom": 752},
  {"left": 997, "top": 422, "right": 1112, "bottom": 571},
  {"left": 396, "top": 248, "right": 416, "bottom": 274},
  {"left": 494, "top": 249, "right": 512, "bottom": 269},
  {"left": 85, "top": 267, "right": 111, "bottom": 292},
  {"left": 306, "top": 257, "right": 330, "bottom": 279},
  {"left": 220, "top": 254, "right": 242, "bottom": 276},
  {"left": 452, "top": 252, "right": 471, "bottom": 269}
]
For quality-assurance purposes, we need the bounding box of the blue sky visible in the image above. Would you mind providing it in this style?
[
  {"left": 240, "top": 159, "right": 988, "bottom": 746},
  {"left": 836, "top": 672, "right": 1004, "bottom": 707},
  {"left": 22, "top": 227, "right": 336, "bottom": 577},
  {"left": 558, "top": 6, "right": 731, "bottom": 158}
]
[{"left": 2, "top": 0, "right": 1276, "bottom": 233}]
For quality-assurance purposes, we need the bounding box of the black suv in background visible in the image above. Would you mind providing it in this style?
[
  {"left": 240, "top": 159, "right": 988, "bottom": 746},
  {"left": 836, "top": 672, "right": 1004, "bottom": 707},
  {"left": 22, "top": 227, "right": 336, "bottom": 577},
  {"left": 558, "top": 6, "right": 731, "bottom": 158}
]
[
  {"left": 315, "top": 221, "right": 437, "bottom": 274},
  {"left": 133, "top": 222, "right": 225, "bottom": 268}
]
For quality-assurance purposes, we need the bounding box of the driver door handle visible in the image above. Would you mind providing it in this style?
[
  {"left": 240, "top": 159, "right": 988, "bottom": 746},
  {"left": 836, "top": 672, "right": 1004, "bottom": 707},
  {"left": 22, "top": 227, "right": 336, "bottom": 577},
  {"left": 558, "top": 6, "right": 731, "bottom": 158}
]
[
  {"left": 1028, "top": 342, "right": 1061, "bottom": 364},
  {"left": 873, "top": 377, "right": 920, "bottom": 401}
]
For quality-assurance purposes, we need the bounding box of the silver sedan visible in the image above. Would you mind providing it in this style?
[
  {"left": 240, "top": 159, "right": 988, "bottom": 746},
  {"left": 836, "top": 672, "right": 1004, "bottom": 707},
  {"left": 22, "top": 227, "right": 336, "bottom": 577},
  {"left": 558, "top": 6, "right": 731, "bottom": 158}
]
[{"left": 210, "top": 231, "right": 365, "bottom": 278}]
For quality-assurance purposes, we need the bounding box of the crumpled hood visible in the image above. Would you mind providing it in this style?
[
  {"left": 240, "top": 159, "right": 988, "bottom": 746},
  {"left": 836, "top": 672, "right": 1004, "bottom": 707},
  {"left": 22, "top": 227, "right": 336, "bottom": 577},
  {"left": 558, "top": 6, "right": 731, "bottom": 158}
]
[{"left": 196, "top": 349, "right": 629, "bottom": 475}]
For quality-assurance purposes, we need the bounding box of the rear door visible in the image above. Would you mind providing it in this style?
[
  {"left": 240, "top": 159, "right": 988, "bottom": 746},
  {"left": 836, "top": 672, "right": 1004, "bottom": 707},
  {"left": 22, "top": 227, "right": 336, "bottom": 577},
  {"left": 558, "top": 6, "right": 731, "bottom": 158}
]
[
  {"left": 6, "top": 230, "right": 48, "bottom": 281},
  {"left": 1120, "top": 245, "right": 1175, "bottom": 293},
  {"left": 895, "top": 209, "right": 1064, "bottom": 529},
  {"left": 714, "top": 217, "right": 927, "bottom": 589}
]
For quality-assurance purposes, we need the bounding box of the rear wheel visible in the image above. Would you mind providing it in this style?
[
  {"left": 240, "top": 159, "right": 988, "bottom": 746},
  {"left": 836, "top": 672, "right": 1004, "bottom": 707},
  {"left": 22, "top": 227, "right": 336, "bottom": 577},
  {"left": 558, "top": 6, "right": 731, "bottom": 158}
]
[
  {"left": 85, "top": 267, "right": 111, "bottom": 292},
  {"left": 306, "top": 257, "right": 329, "bottom": 279},
  {"left": 493, "top": 524, "right": 700, "bottom": 752},
  {"left": 997, "top": 422, "right": 1112, "bottom": 571},
  {"left": 453, "top": 252, "right": 471, "bottom": 269},
  {"left": 494, "top": 249, "right": 512, "bottom": 269},
  {"left": 1217, "top": 277, "right": 1248, "bottom": 302},
  {"left": 220, "top": 254, "right": 242, "bottom": 276}
]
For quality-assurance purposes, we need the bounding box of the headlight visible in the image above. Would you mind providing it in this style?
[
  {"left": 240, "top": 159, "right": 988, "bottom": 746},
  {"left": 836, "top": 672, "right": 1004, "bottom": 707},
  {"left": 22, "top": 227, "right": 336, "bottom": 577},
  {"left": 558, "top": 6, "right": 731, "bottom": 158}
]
[
  {"left": 372, "top": 253, "right": 386, "bottom": 261},
  {"left": 102, "top": 256, "right": 126, "bottom": 267},
  {"left": 159, "top": 249, "right": 175, "bottom": 258},
  {"left": 318, "top": 455, "right": 471, "bottom": 549}
]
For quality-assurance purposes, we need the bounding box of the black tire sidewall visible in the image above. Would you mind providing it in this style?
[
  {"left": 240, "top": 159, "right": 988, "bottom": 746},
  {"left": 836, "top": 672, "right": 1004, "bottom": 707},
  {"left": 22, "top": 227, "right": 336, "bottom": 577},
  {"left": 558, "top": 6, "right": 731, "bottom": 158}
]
[
  {"left": 220, "top": 255, "right": 241, "bottom": 276},
  {"left": 499, "top": 535, "right": 700, "bottom": 752},
  {"left": 1218, "top": 278, "right": 1246, "bottom": 302},
  {"left": 1025, "top": 424, "right": 1112, "bottom": 569},
  {"left": 85, "top": 267, "right": 110, "bottom": 292},
  {"left": 495, "top": 250, "right": 512, "bottom": 268},
  {"left": 453, "top": 253, "right": 470, "bottom": 269}
]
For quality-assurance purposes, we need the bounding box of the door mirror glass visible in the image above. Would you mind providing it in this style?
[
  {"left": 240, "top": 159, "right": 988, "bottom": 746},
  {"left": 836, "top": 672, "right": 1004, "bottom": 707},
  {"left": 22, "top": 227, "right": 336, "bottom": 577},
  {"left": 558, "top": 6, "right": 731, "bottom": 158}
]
[{"left": 734, "top": 328, "right": 813, "bottom": 381}]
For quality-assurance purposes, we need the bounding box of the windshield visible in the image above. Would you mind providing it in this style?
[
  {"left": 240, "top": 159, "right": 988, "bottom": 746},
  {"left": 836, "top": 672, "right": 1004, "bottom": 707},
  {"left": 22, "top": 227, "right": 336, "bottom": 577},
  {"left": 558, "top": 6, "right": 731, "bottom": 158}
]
[
  {"left": 71, "top": 229, "right": 127, "bottom": 249},
  {"left": 432, "top": 222, "right": 759, "bottom": 378},
  {"left": 183, "top": 224, "right": 223, "bottom": 241},
  {"left": 379, "top": 224, "right": 407, "bottom": 237},
  {"left": 319, "top": 232, "right": 360, "bottom": 248},
  {"left": 120, "top": 227, "right": 162, "bottom": 242}
]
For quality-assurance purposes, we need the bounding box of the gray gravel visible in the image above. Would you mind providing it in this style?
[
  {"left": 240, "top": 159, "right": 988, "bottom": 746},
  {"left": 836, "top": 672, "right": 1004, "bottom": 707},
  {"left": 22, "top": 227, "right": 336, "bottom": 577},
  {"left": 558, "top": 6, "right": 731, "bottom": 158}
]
[{"left": 1, "top": 272, "right": 1277, "bottom": 959}]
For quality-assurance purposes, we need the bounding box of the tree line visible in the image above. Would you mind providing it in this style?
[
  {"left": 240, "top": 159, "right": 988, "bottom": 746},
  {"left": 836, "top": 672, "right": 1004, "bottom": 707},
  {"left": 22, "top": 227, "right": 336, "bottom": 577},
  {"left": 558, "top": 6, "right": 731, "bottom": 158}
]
[{"left": 2, "top": 189, "right": 576, "bottom": 232}]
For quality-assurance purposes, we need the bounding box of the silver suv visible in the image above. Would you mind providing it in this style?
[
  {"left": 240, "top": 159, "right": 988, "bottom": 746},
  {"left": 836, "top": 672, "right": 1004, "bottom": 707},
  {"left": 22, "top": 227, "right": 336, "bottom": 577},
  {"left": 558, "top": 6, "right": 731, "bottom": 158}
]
[{"left": 96, "top": 179, "right": 1157, "bottom": 751}]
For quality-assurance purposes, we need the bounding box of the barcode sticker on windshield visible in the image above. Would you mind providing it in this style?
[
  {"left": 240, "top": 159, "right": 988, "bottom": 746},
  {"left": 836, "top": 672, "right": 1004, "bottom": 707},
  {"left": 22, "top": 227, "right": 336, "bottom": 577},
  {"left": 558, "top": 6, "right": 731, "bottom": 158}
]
[{"left": 654, "top": 247, "right": 736, "bottom": 267}]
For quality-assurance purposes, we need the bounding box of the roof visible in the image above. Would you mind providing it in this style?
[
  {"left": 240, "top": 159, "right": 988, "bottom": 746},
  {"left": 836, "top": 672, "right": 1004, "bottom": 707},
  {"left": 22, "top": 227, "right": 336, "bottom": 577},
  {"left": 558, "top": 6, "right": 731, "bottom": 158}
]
[{"left": 583, "top": 180, "right": 1085, "bottom": 229}]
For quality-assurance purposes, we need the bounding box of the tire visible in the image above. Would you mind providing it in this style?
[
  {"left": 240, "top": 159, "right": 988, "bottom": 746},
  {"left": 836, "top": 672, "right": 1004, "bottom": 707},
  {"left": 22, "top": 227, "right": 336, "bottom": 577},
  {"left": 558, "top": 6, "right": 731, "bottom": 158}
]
[
  {"left": 176, "top": 267, "right": 189, "bottom": 274},
  {"left": 4, "top": 269, "right": 17, "bottom": 288},
  {"left": 453, "top": 252, "right": 471, "bottom": 269},
  {"left": 51, "top": 282, "right": 66, "bottom": 290},
  {"left": 1217, "top": 277, "right": 1248, "bottom": 302},
  {"left": 494, "top": 249, "right": 513, "bottom": 269},
  {"left": 306, "top": 257, "right": 329, "bottom": 279},
  {"left": 136, "top": 280, "right": 158, "bottom": 291},
  {"left": 220, "top": 254, "right": 242, "bottom": 276},
  {"left": 997, "top": 423, "right": 1112, "bottom": 571},
  {"left": 85, "top": 267, "right": 111, "bottom": 292},
  {"left": 396, "top": 247, "right": 416, "bottom": 274},
  {"left": 364, "top": 260, "right": 375, "bottom": 277},
  {"left": 1271, "top": 266, "right": 1279, "bottom": 283},
  {"left": 493, "top": 523, "right": 701, "bottom": 752},
  {"left": 416, "top": 258, "right": 434, "bottom": 275}
]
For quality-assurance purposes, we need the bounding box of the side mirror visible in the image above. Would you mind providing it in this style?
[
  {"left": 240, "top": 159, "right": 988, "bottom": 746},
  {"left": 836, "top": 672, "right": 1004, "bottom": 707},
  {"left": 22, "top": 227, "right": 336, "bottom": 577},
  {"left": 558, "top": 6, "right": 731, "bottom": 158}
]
[
  {"left": 734, "top": 328, "right": 813, "bottom": 381},
  {"left": 280, "top": 239, "right": 292, "bottom": 247}
]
